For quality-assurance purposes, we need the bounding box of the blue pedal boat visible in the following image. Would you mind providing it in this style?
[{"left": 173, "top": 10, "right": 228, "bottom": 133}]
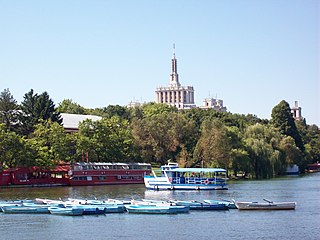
[
  {"left": 125, "top": 205, "right": 189, "bottom": 214},
  {"left": 1, "top": 204, "right": 50, "bottom": 214},
  {"left": 172, "top": 200, "right": 229, "bottom": 210},
  {"left": 48, "top": 206, "right": 84, "bottom": 216}
]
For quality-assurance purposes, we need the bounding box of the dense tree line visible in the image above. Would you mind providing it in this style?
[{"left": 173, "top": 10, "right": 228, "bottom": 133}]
[{"left": 1, "top": 89, "right": 319, "bottom": 179}]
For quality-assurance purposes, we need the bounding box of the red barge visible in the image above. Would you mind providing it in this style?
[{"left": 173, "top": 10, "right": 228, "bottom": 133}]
[
  {"left": 0, "top": 162, "right": 151, "bottom": 187},
  {"left": 69, "top": 162, "right": 151, "bottom": 186},
  {"left": 0, "top": 163, "right": 70, "bottom": 187}
]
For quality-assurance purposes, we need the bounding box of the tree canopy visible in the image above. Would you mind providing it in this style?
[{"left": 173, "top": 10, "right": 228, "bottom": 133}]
[{"left": 0, "top": 88, "right": 319, "bottom": 179}]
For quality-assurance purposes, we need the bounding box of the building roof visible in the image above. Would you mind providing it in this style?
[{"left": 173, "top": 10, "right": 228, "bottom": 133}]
[{"left": 61, "top": 113, "right": 102, "bottom": 130}]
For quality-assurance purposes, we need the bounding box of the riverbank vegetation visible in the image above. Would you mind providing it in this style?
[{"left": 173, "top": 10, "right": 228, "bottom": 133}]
[{"left": 1, "top": 88, "right": 319, "bottom": 179}]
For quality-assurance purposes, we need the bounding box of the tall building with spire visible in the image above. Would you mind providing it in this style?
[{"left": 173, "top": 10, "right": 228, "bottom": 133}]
[{"left": 155, "top": 45, "right": 196, "bottom": 109}]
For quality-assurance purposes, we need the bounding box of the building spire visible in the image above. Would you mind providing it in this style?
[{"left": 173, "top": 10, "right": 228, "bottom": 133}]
[{"left": 170, "top": 43, "right": 180, "bottom": 87}]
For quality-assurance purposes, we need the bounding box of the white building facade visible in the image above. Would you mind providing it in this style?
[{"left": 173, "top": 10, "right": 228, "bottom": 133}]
[
  {"left": 200, "top": 97, "right": 227, "bottom": 112},
  {"left": 155, "top": 47, "right": 196, "bottom": 109},
  {"left": 291, "top": 101, "right": 302, "bottom": 121}
]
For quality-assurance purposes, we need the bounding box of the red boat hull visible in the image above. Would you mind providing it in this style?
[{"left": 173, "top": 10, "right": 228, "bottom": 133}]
[
  {"left": 69, "top": 169, "right": 150, "bottom": 186},
  {"left": 0, "top": 162, "right": 151, "bottom": 187}
]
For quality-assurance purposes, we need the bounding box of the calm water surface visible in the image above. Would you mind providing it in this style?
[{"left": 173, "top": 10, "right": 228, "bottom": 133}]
[{"left": 0, "top": 173, "right": 319, "bottom": 240}]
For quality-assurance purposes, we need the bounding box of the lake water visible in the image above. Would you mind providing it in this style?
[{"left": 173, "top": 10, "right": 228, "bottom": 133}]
[{"left": 0, "top": 173, "right": 319, "bottom": 240}]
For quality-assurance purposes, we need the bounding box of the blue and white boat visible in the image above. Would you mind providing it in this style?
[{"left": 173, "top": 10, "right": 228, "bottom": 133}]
[
  {"left": 48, "top": 206, "right": 84, "bottom": 216},
  {"left": 144, "top": 162, "right": 228, "bottom": 190},
  {"left": 1, "top": 204, "right": 50, "bottom": 214},
  {"left": 66, "top": 198, "right": 126, "bottom": 213},
  {"left": 203, "top": 199, "right": 237, "bottom": 209},
  {"left": 70, "top": 205, "right": 105, "bottom": 215},
  {"left": 171, "top": 200, "right": 228, "bottom": 210},
  {"left": 125, "top": 205, "right": 189, "bottom": 214}
]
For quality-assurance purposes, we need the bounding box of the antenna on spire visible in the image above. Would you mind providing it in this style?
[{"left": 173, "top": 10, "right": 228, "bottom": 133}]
[{"left": 173, "top": 43, "right": 176, "bottom": 57}]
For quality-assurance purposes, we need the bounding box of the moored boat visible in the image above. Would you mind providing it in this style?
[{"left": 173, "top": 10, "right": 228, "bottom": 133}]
[
  {"left": 48, "top": 206, "right": 84, "bottom": 216},
  {"left": 171, "top": 200, "right": 228, "bottom": 210},
  {"left": 69, "top": 162, "right": 151, "bottom": 186},
  {"left": 0, "top": 163, "right": 70, "bottom": 187},
  {"left": 235, "top": 199, "right": 296, "bottom": 210},
  {"left": 125, "top": 205, "right": 189, "bottom": 214},
  {"left": 203, "top": 199, "right": 237, "bottom": 209},
  {"left": 144, "top": 162, "right": 228, "bottom": 190},
  {"left": 307, "top": 162, "right": 320, "bottom": 173},
  {"left": 1, "top": 205, "right": 50, "bottom": 214},
  {"left": 0, "top": 162, "right": 151, "bottom": 187}
]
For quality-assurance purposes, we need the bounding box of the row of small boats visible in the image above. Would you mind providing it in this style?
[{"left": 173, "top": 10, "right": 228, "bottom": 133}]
[
  {"left": 0, "top": 199, "right": 126, "bottom": 216},
  {"left": 0, "top": 198, "right": 296, "bottom": 215}
]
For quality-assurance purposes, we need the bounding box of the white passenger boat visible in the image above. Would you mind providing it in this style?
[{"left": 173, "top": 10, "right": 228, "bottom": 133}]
[
  {"left": 144, "top": 162, "right": 228, "bottom": 190},
  {"left": 235, "top": 199, "right": 296, "bottom": 210}
]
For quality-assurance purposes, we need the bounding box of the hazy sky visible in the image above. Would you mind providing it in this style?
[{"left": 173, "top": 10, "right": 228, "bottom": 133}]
[{"left": 1, "top": 0, "right": 319, "bottom": 125}]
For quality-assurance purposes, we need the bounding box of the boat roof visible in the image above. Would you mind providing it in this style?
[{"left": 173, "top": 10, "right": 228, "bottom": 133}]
[
  {"left": 167, "top": 168, "right": 226, "bottom": 173},
  {"left": 74, "top": 162, "right": 151, "bottom": 166}
]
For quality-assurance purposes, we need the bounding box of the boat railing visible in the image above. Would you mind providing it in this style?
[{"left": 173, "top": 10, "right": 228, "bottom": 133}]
[{"left": 168, "top": 176, "right": 227, "bottom": 185}]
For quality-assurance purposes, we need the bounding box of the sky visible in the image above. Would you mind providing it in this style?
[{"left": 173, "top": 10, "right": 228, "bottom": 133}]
[{"left": 0, "top": 0, "right": 319, "bottom": 125}]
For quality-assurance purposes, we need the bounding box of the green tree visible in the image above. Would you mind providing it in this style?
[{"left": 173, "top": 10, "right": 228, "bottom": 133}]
[
  {"left": 0, "top": 124, "right": 30, "bottom": 169},
  {"left": 131, "top": 112, "right": 197, "bottom": 165},
  {"left": 77, "top": 117, "right": 135, "bottom": 162},
  {"left": 27, "top": 120, "right": 69, "bottom": 167},
  {"left": 0, "top": 88, "right": 20, "bottom": 131},
  {"left": 141, "top": 102, "right": 177, "bottom": 118},
  {"left": 271, "top": 100, "right": 304, "bottom": 151},
  {"left": 244, "top": 123, "right": 285, "bottom": 178},
  {"left": 19, "top": 89, "right": 62, "bottom": 135},
  {"left": 57, "top": 99, "right": 86, "bottom": 114},
  {"left": 104, "top": 105, "right": 130, "bottom": 119},
  {"left": 279, "top": 136, "right": 302, "bottom": 167},
  {"left": 298, "top": 123, "right": 320, "bottom": 171},
  {"left": 193, "top": 119, "right": 232, "bottom": 169},
  {"left": 230, "top": 148, "right": 251, "bottom": 177}
]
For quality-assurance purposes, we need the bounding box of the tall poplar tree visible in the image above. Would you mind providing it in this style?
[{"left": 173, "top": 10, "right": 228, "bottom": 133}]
[{"left": 271, "top": 100, "right": 304, "bottom": 151}]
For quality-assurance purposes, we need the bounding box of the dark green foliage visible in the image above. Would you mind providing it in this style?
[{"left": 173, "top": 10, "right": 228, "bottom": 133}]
[
  {"left": 0, "top": 89, "right": 20, "bottom": 132},
  {"left": 19, "top": 89, "right": 62, "bottom": 135},
  {"left": 0, "top": 124, "right": 31, "bottom": 168},
  {"left": 271, "top": 100, "right": 304, "bottom": 151},
  {"left": 1, "top": 92, "right": 319, "bottom": 179},
  {"left": 131, "top": 111, "right": 197, "bottom": 165},
  {"left": 57, "top": 99, "right": 86, "bottom": 114}
]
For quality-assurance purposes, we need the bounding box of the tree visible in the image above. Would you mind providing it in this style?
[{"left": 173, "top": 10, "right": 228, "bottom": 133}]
[
  {"left": 57, "top": 99, "right": 86, "bottom": 114},
  {"left": 104, "top": 105, "right": 130, "bottom": 119},
  {"left": 244, "top": 123, "right": 285, "bottom": 178},
  {"left": 279, "top": 136, "right": 302, "bottom": 167},
  {"left": 0, "top": 124, "right": 30, "bottom": 168},
  {"left": 131, "top": 112, "right": 197, "bottom": 165},
  {"left": 298, "top": 123, "right": 320, "bottom": 170},
  {"left": 0, "top": 88, "right": 20, "bottom": 131},
  {"left": 77, "top": 117, "right": 135, "bottom": 162},
  {"left": 141, "top": 102, "right": 177, "bottom": 118},
  {"left": 271, "top": 100, "right": 304, "bottom": 151},
  {"left": 19, "top": 89, "right": 62, "bottom": 135},
  {"left": 193, "top": 119, "right": 232, "bottom": 169},
  {"left": 27, "top": 120, "right": 70, "bottom": 167},
  {"left": 230, "top": 148, "right": 251, "bottom": 177}
]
